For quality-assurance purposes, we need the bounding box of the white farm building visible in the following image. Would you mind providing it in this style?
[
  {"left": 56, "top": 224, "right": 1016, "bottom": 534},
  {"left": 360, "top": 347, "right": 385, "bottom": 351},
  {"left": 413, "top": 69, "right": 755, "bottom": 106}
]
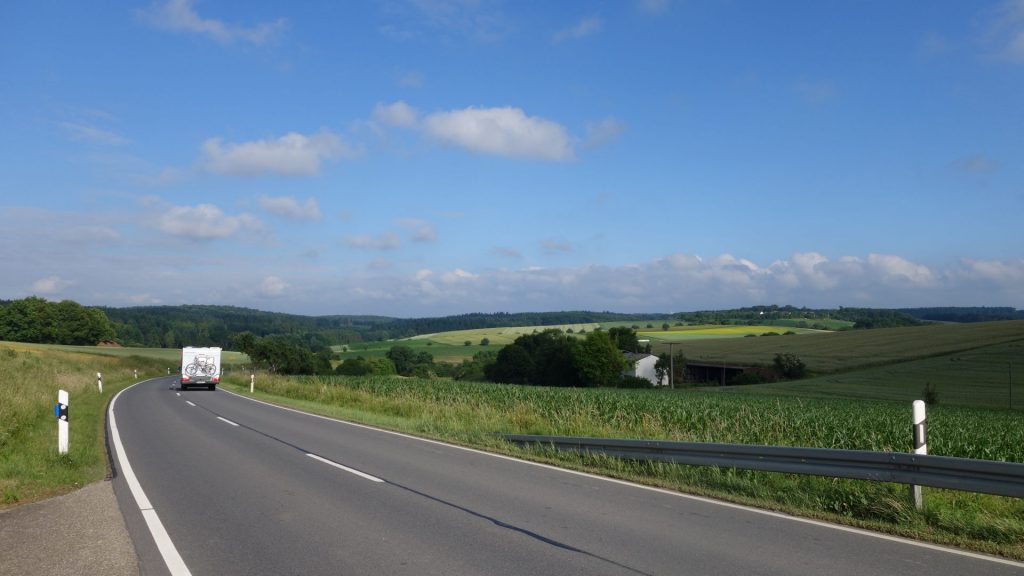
[{"left": 622, "top": 352, "right": 668, "bottom": 386}]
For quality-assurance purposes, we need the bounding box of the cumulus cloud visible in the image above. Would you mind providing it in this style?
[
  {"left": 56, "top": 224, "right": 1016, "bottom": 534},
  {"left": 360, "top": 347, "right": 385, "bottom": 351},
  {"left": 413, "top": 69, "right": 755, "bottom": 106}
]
[
  {"left": 373, "top": 101, "right": 419, "bottom": 128},
  {"left": 259, "top": 275, "right": 289, "bottom": 296},
  {"left": 258, "top": 195, "right": 321, "bottom": 220},
  {"left": 140, "top": 0, "right": 287, "bottom": 45},
  {"left": 158, "top": 203, "right": 263, "bottom": 239},
  {"left": 345, "top": 232, "right": 401, "bottom": 250},
  {"left": 552, "top": 16, "right": 602, "bottom": 43},
  {"left": 201, "top": 131, "right": 354, "bottom": 176},
  {"left": 421, "top": 106, "right": 574, "bottom": 161},
  {"left": 32, "top": 276, "right": 73, "bottom": 295}
]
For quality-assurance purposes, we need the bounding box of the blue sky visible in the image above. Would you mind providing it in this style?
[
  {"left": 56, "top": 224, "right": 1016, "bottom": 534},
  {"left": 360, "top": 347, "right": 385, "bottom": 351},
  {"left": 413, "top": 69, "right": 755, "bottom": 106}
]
[{"left": 1, "top": 0, "right": 1022, "bottom": 316}]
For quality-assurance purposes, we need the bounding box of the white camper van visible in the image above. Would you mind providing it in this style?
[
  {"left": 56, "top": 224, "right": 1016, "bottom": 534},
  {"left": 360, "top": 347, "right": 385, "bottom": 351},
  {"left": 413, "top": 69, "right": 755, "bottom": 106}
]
[{"left": 180, "top": 346, "right": 221, "bottom": 390}]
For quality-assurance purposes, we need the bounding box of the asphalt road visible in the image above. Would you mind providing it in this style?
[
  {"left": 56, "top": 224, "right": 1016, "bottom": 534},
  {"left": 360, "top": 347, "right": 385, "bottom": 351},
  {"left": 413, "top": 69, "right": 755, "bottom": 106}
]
[{"left": 109, "top": 377, "right": 1023, "bottom": 576}]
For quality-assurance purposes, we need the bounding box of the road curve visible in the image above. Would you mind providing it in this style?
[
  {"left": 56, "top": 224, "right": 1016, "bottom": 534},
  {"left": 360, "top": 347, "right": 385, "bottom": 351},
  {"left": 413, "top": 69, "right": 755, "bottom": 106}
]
[{"left": 109, "top": 377, "right": 1023, "bottom": 576}]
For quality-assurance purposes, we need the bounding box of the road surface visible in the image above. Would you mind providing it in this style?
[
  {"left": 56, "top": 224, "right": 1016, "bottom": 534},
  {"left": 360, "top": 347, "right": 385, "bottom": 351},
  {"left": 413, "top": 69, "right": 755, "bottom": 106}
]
[{"left": 109, "top": 377, "right": 1023, "bottom": 575}]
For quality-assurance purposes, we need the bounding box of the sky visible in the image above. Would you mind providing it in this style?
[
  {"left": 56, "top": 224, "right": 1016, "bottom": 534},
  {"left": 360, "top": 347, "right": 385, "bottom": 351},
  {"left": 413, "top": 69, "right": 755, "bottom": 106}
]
[{"left": 1, "top": 1, "right": 1022, "bottom": 317}]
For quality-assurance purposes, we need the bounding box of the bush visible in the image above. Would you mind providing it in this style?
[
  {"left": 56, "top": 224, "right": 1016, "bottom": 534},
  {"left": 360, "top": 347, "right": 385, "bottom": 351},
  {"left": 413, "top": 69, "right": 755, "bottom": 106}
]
[
  {"left": 480, "top": 338, "right": 490, "bottom": 346},
  {"left": 923, "top": 382, "right": 940, "bottom": 405},
  {"left": 464, "top": 340, "right": 472, "bottom": 346},
  {"left": 773, "top": 353, "right": 807, "bottom": 379}
]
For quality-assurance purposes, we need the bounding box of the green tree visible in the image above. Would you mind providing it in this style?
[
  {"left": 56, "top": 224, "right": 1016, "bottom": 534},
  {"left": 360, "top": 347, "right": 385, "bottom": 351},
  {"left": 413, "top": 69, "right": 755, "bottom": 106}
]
[
  {"left": 485, "top": 344, "right": 534, "bottom": 384},
  {"left": 773, "top": 353, "right": 807, "bottom": 379},
  {"left": 608, "top": 326, "right": 639, "bottom": 352},
  {"left": 574, "top": 331, "right": 627, "bottom": 387}
]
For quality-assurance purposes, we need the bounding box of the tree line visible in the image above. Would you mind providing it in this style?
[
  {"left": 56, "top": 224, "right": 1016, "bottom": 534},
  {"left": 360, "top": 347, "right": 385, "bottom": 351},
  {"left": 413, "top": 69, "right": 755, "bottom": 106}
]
[{"left": 0, "top": 297, "right": 115, "bottom": 345}]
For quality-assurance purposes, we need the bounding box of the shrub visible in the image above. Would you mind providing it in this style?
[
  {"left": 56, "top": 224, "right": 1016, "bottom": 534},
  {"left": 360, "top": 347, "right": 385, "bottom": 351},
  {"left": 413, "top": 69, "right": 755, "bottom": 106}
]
[
  {"left": 618, "top": 375, "right": 654, "bottom": 389},
  {"left": 773, "top": 353, "right": 807, "bottom": 379}
]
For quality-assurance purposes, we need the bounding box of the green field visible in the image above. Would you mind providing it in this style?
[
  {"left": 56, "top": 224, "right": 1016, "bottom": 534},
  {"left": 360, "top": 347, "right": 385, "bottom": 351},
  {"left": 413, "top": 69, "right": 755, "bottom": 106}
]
[
  {"left": 639, "top": 324, "right": 822, "bottom": 341},
  {"left": 0, "top": 341, "right": 249, "bottom": 366},
  {"left": 716, "top": 340, "right": 1023, "bottom": 410},
  {"left": 660, "top": 320, "right": 1024, "bottom": 373}
]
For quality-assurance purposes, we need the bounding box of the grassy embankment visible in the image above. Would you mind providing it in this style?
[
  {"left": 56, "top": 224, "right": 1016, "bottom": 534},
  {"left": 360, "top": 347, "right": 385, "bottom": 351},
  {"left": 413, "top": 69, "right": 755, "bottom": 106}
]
[
  {"left": 0, "top": 342, "right": 246, "bottom": 509},
  {"left": 220, "top": 367, "right": 1024, "bottom": 559}
]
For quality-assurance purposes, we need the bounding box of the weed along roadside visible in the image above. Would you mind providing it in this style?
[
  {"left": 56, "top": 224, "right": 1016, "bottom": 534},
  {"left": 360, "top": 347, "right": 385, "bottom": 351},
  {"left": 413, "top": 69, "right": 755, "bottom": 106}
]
[
  {"left": 0, "top": 343, "right": 166, "bottom": 508},
  {"left": 221, "top": 372, "right": 1024, "bottom": 561}
]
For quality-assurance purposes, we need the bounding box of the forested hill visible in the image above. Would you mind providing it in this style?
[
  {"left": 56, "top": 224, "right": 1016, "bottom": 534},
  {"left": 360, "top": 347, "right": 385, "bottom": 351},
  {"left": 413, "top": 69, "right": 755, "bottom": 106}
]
[
  {"left": 898, "top": 307, "right": 1024, "bottom": 323},
  {"left": 101, "top": 305, "right": 671, "bottom": 349}
]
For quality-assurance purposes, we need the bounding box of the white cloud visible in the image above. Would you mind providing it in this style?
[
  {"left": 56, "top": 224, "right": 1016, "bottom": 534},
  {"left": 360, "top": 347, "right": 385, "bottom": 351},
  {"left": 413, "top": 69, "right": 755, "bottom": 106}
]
[
  {"left": 397, "top": 218, "right": 437, "bottom": 242},
  {"left": 421, "top": 106, "right": 574, "bottom": 161},
  {"left": 373, "top": 101, "right": 419, "bottom": 128},
  {"left": 552, "top": 16, "right": 602, "bottom": 43},
  {"left": 258, "top": 195, "right": 321, "bottom": 221},
  {"left": 58, "top": 122, "right": 129, "bottom": 145},
  {"left": 991, "top": 0, "right": 1024, "bottom": 61},
  {"left": 32, "top": 276, "right": 73, "bottom": 295},
  {"left": 140, "top": 0, "right": 287, "bottom": 45},
  {"left": 346, "top": 232, "right": 401, "bottom": 250},
  {"left": 259, "top": 275, "right": 289, "bottom": 297},
  {"left": 638, "top": 0, "right": 670, "bottom": 14},
  {"left": 158, "top": 203, "right": 263, "bottom": 239},
  {"left": 201, "top": 130, "right": 354, "bottom": 176},
  {"left": 584, "top": 117, "right": 626, "bottom": 148}
]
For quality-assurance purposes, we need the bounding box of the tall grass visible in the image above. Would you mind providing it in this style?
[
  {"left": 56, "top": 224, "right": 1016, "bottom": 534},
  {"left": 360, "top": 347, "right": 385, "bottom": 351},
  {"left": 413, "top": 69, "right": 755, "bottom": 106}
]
[
  {"left": 224, "top": 372, "right": 1024, "bottom": 559},
  {"left": 0, "top": 343, "right": 165, "bottom": 507}
]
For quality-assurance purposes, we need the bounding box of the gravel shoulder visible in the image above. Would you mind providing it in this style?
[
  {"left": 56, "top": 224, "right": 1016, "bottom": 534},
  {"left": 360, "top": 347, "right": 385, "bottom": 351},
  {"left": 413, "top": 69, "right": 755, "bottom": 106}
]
[{"left": 0, "top": 481, "right": 138, "bottom": 576}]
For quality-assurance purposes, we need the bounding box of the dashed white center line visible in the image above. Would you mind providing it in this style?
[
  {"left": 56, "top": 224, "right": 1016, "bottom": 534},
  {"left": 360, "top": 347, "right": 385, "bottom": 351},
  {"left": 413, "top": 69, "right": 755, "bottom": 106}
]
[
  {"left": 306, "top": 453, "right": 384, "bottom": 483},
  {"left": 185, "top": 401, "right": 196, "bottom": 407},
  {"left": 217, "top": 416, "right": 239, "bottom": 427}
]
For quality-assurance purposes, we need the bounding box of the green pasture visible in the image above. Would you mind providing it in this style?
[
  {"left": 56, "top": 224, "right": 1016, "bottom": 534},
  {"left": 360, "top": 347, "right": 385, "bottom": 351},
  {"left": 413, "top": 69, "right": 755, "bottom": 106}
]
[
  {"left": 640, "top": 324, "right": 821, "bottom": 342},
  {"left": 717, "top": 340, "right": 1024, "bottom": 410},
  {"left": 663, "top": 320, "right": 1024, "bottom": 373}
]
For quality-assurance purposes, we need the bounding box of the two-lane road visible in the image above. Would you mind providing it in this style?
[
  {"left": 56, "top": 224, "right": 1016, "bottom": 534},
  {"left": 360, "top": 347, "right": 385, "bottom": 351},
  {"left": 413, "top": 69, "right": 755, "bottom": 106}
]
[{"left": 109, "top": 378, "right": 1022, "bottom": 575}]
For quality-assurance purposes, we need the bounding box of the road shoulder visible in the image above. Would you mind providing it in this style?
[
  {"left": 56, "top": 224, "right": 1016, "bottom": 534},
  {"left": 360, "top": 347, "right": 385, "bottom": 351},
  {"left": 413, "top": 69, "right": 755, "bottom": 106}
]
[{"left": 0, "top": 480, "right": 139, "bottom": 576}]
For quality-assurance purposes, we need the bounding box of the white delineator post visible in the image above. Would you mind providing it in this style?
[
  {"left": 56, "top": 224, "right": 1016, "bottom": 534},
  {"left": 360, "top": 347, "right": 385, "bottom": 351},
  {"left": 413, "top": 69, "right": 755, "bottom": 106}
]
[
  {"left": 911, "top": 400, "right": 927, "bottom": 510},
  {"left": 56, "top": 389, "right": 69, "bottom": 455},
  {"left": 97, "top": 372, "right": 103, "bottom": 393},
  {"left": 250, "top": 373, "right": 255, "bottom": 394}
]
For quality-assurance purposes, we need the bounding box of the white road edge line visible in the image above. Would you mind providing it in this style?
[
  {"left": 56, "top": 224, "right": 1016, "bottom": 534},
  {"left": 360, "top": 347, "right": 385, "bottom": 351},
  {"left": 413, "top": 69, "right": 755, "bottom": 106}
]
[
  {"left": 216, "top": 416, "right": 239, "bottom": 427},
  {"left": 185, "top": 400, "right": 195, "bottom": 407},
  {"left": 306, "top": 453, "right": 384, "bottom": 483},
  {"left": 223, "top": 388, "right": 1024, "bottom": 568},
  {"left": 110, "top": 380, "right": 193, "bottom": 576}
]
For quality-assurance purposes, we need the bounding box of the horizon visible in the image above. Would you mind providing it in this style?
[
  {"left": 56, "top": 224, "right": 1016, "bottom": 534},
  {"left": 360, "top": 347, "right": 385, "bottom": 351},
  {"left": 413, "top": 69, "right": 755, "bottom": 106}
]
[{"left": 3, "top": 1, "right": 1022, "bottom": 316}]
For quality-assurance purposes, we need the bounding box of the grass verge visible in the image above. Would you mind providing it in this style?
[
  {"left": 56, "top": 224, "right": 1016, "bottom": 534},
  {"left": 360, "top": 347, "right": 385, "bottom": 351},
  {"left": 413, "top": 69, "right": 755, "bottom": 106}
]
[
  {"left": 0, "top": 343, "right": 166, "bottom": 509},
  {"left": 222, "top": 372, "right": 1024, "bottom": 560}
]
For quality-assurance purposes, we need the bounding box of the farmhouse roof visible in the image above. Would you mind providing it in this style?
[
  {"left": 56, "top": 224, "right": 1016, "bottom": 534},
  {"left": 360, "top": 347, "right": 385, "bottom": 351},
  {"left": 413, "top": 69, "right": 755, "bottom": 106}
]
[{"left": 622, "top": 352, "right": 655, "bottom": 362}]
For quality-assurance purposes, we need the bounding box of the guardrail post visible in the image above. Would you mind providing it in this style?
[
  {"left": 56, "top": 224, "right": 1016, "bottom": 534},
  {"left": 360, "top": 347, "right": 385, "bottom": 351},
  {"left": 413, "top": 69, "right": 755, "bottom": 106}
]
[
  {"left": 910, "top": 400, "right": 927, "bottom": 510},
  {"left": 96, "top": 372, "right": 103, "bottom": 393},
  {"left": 55, "top": 390, "right": 69, "bottom": 454}
]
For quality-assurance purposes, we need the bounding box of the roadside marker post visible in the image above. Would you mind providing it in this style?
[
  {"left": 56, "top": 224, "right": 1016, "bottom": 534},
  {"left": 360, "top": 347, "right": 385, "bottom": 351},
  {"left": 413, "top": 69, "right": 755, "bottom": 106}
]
[
  {"left": 134, "top": 369, "right": 138, "bottom": 380},
  {"left": 250, "top": 373, "right": 255, "bottom": 394},
  {"left": 911, "top": 400, "right": 927, "bottom": 510},
  {"left": 97, "top": 372, "right": 103, "bottom": 393},
  {"left": 55, "top": 390, "right": 69, "bottom": 455}
]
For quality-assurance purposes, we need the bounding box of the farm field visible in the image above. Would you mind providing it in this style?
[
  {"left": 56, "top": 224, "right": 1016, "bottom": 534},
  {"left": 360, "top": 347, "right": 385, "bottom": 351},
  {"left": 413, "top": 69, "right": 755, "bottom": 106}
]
[
  {"left": 659, "top": 320, "right": 1024, "bottom": 373},
  {"left": 337, "top": 322, "right": 838, "bottom": 364},
  {"left": 716, "top": 339, "right": 1023, "bottom": 410},
  {"left": 639, "top": 324, "right": 821, "bottom": 341}
]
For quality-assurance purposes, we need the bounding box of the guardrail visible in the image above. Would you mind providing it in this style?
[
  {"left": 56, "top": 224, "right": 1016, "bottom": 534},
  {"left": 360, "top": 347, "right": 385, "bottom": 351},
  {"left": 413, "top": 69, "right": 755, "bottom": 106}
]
[{"left": 503, "top": 435, "right": 1024, "bottom": 499}]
